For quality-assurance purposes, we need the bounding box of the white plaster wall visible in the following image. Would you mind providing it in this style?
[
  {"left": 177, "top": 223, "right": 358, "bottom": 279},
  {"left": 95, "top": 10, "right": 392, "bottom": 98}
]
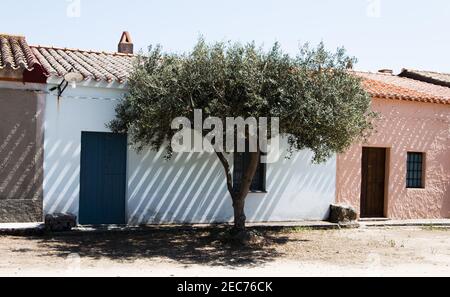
[
  {"left": 44, "top": 82, "right": 336, "bottom": 224},
  {"left": 43, "top": 82, "right": 125, "bottom": 217},
  {"left": 127, "top": 142, "right": 336, "bottom": 225}
]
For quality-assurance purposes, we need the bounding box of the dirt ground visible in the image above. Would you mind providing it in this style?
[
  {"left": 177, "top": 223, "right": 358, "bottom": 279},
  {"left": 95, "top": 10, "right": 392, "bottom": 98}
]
[{"left": 0, "top": 226, "right": 449, "bottom": 277}]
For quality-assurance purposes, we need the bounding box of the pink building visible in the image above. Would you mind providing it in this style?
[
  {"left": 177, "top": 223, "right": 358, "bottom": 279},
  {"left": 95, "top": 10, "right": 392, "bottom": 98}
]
[{"left": 337, "top": 71, "right": 450, "bottom": 219}]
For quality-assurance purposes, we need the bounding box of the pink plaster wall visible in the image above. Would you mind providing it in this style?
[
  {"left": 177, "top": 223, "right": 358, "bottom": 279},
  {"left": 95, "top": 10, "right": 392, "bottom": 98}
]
[{"left": 337, "top": 98, "right": 450, "bottom": 219}]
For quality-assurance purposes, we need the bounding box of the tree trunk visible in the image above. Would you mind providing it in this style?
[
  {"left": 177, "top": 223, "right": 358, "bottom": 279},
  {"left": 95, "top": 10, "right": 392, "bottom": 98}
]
[
  {"left": 233, "top": 198, "right": 246, "bottom": 232},
  {"left": 216, "top": 150, "right": 261, "bottom": 233},
  {"left": 232, "top": 151, "right": 260, "bottom": 232}
]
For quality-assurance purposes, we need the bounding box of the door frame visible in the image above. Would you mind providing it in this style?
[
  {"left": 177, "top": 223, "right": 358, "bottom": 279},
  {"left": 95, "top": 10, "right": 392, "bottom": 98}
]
[{"left": 360, "top": 146, "right": 390, "bottom": 218}]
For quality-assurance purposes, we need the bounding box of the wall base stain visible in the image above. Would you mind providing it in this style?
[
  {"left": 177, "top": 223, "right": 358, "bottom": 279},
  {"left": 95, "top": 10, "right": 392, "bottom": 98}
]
[{"left": 0, "top": 200, "right": 43, "bottom": 223}]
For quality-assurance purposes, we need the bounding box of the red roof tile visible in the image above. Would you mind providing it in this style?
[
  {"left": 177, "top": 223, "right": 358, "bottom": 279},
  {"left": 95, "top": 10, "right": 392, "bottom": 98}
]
[
  {"left": 0, "top": 35, "right": 40, "bottom": 71},
  {"left": 355, "top": 71, "right": 450, "bottom": 105},
  {"left": 31, "top": 46, "right": 134, "bottom": 83}
]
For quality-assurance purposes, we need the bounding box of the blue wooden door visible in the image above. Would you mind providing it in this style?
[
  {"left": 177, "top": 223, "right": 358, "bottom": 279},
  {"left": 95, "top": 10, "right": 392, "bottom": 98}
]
[{"left": 79, "top": 132, "right": 127, "bottom": 225}]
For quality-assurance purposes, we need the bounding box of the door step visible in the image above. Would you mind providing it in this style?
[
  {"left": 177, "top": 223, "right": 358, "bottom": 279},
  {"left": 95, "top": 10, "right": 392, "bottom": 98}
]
[{"left": 359, "top": 218, "right": 390, "bottom": 222}]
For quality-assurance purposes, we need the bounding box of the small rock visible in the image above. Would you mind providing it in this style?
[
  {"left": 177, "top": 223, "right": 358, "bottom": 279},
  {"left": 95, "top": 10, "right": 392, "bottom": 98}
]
[
  {"left": 329, "top": 204, "right": 358, "bottom": 224},
  {"left": 226, "top": 229, "right": 264, "bottom": 246},
  {"left": 45, "top": 213, "right": 77, "bottom": 232}
]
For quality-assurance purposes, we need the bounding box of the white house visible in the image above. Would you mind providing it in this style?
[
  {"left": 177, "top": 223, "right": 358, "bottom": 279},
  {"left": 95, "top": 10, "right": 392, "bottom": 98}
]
[{"left": 33, "top": 33, "right": 337, "bottom": 225}]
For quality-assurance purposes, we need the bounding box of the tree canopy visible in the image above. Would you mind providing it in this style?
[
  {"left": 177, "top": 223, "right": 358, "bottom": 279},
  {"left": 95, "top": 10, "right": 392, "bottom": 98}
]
[{"left": 110, "top": 38, "right": 373, "bottom": 161}]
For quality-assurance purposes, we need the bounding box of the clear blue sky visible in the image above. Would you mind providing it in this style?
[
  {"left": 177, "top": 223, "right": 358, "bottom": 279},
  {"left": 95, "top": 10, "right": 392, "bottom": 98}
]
[{"left": 2, "top": 0, "right": 450, "bottom": 73}]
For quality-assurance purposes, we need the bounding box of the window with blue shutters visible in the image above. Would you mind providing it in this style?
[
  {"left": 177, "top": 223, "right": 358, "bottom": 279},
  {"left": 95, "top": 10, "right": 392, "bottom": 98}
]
[{"left": 407, "top": 152, "right": 425, "bottom": 189}]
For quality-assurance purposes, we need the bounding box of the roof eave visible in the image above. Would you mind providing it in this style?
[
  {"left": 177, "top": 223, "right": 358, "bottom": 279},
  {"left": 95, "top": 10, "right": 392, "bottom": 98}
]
[{"left": 47, "top": 76, "right": 128, "bottom": 90}]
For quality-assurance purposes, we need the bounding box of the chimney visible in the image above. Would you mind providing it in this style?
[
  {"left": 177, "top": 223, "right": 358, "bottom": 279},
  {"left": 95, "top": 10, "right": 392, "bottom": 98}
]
[
  {"left": 118, "top": 31, "right": 133, "bottom": 54},
  {"left": 378, "top": 69, "right": 393, "bottom": 75}
]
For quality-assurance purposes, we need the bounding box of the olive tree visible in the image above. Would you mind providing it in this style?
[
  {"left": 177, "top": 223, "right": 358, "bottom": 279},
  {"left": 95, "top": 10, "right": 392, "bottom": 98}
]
[{"left": 109, "top": 39, "right": 374, "bottom": 232}]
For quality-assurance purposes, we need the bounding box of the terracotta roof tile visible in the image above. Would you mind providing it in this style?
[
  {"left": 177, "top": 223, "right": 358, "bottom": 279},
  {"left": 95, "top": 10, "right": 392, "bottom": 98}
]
[
  {"left": 31, "top": 46, "right": 134, "bottom": 84},
  {"left": 354, "top": 71, "right": 450, "bottom": 105},
  {"left": 0, "top": 35, "right": 40, "bottom": 71}
]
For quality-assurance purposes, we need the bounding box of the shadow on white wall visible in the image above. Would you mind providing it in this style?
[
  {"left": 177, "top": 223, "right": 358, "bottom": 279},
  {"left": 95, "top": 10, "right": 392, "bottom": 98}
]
[{"left": 127, "top": 140, "right": 336, "bottom": 225}]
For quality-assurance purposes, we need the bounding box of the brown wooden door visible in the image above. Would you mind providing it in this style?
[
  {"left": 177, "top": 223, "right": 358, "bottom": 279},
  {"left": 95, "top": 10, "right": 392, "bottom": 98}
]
[{"left": 361, "top": 148, "right": 386, "bottom": 218}]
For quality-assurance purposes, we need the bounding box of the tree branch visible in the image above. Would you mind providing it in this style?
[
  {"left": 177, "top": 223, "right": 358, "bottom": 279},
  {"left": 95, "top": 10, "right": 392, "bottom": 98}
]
[{"left": 215, "top": 151, "right": 235, "bottom": 200}]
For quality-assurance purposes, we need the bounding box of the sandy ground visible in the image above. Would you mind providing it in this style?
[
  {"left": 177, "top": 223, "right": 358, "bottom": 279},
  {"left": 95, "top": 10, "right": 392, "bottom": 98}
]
[{"left": 0, "top": 226, "right": 449, "bottom": 277}]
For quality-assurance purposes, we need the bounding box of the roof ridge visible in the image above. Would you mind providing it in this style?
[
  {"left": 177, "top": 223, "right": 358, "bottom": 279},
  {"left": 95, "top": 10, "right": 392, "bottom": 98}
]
[
  {"left": 356, "top": 70, "right": 450, "bottom": 90},
  {"left": 350, "top": 70, "right": 394, "bottom": 76},
  {"left": 402, "top": 68, "right": 450, "bottom": 76},
  {"left": 30, "top": 45, "right": 136, "bottom": 57}
]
